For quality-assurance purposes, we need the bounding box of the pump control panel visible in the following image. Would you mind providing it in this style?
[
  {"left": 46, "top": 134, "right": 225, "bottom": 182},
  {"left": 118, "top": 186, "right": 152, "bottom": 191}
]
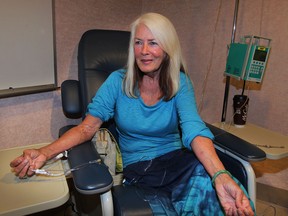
[{"left": 225, "top": 35, "right": 271, "bottom": 83}]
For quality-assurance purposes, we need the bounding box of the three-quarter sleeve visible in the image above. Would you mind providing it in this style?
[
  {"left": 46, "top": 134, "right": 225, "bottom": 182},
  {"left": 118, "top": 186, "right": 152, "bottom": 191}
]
[{"left": 175, "top": 73, "right": 214, "bottom": 150}]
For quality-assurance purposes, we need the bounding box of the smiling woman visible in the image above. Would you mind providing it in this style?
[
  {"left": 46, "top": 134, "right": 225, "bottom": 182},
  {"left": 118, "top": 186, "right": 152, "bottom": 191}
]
[
  {"left": 9, "top": 12, "right": 255, "bottom": 216},
  {"left": 125, "top": 13, "right": 184, "bottom": 101},
  {"left": 0, "top": 0, "right": 57, "bottom": 98}
]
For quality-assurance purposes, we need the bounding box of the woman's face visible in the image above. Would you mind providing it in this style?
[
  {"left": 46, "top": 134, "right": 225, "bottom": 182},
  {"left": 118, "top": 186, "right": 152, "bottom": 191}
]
[{"left": 134, "top": 24, "right": 166, "bottom": 74}]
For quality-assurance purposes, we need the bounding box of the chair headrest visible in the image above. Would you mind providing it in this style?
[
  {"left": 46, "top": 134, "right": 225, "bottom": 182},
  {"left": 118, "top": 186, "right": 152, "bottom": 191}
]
[{"left": 77, "top": 29, "right": 131, "bottom": 112}]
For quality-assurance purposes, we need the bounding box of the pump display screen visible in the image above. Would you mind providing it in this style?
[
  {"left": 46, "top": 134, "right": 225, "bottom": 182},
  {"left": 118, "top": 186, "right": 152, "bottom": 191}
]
[{"left": 253, "top": 49, "right": 267, "bottom": 62}]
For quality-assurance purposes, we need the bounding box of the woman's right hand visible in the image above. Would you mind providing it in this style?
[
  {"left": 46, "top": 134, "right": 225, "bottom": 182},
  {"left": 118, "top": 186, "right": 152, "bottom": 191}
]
[
  {"left": 10, "top": 115, "right": 102, "bottom": 178},
  {"left": 10, "top": 149, "right": 48, "bottom": 178}
]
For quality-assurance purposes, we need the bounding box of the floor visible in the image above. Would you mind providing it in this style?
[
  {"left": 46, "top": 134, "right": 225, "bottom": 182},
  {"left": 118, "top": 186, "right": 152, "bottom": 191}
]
[
  {"left": 256, "top": 199, "right": 288, "bottom": 216},
  {"left": 252, "top": 157, "right": 288, "bottom": 216},
  {"left": 252, "top": 157, "right": 288, "bottom": 192}
]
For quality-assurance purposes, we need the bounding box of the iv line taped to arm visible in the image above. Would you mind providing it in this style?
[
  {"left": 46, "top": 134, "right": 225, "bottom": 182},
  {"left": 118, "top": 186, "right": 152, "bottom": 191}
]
[
  {"left": 42, "top": 151, "right": 68, "bottom": 165},
  {"left": 32, "top": 159, "right": 102, "bottom": 177},
  {"left": 31, "top": 150, "right": 102, "bottom": 177}
]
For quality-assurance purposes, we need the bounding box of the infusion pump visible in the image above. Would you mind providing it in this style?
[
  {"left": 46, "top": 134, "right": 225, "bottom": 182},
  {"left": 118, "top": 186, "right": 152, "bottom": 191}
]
[{"left": 225, "top": 35, "right": 271, "bottom": 83}]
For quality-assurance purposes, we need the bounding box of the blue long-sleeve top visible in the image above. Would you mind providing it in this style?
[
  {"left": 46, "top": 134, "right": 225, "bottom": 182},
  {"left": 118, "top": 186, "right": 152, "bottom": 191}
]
[{"left": 87, "top": 69, "right": 214, "bottom": 167}]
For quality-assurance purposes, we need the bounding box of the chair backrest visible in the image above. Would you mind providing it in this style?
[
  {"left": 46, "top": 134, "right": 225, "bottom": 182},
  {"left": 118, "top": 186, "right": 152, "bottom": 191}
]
[{"left": 77, "top": 29, "right": 131, "bottom": 116}]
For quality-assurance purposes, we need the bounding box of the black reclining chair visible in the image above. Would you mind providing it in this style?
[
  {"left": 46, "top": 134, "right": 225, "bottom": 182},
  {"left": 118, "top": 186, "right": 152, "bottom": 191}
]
[{"left": 60, "top": 29, "right": 266, "bottom": 216}]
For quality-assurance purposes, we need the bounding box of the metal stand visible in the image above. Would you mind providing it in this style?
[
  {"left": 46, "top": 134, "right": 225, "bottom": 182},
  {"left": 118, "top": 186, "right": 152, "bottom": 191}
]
[{"left": 221, "top": 0, "right": 239, "bottom": 122}]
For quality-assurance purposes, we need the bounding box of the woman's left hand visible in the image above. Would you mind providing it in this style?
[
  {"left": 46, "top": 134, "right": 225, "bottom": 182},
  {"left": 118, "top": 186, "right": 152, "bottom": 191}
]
[{"left": 214, "top": 173, "right": 254, "bottom": 216}]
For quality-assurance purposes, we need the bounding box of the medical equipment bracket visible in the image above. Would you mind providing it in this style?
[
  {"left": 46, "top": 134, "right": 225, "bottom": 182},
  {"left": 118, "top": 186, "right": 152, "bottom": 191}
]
[{"left": 225, "top": 35, "right": 271, "bottom": 83}]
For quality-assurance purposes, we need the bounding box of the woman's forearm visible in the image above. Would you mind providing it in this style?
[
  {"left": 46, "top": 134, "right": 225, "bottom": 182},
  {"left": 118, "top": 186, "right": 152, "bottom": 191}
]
[
  {"left": 191, "top": 136, "right": 225, "bottom": 177},
  {"left": 39, "top": 115, "right": 102, "bottom": 160}
]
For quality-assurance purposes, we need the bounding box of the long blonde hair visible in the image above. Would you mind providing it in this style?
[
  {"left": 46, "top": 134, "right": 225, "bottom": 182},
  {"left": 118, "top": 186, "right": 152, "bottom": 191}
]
[{"left": 124, "top": 12, "right": 187, "bottom": 100}]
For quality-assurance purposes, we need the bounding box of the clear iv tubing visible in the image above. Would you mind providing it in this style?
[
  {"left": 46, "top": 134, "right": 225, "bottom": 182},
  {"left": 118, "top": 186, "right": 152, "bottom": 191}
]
[{"left": 32, "top": 159, "right": 101, "bottom": 177}]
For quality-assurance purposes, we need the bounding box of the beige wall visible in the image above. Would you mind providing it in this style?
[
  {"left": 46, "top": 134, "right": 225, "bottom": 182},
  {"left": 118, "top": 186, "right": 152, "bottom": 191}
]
[{"left": 0, "top": 0, "right": 287, "bottom": 150}]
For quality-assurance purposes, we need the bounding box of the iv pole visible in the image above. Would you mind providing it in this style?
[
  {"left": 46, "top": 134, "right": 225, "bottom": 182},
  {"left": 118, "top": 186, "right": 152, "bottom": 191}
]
[{"left": 221, "top": 0, "right": 240, "bottom": 122}]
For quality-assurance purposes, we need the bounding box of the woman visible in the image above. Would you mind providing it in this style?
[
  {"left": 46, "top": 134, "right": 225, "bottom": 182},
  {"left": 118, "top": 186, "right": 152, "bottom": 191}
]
[{"left": 10, "top": 13, "right": 254, "bottom": 215}]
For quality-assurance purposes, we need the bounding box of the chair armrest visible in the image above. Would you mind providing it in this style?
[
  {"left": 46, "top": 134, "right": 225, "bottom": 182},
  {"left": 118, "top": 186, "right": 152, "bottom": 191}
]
[
  {"left": 59, "top": 125, "right": 113, "bottom": 195},
  {"left": 61, "top": 80, "right": 82, "bottom": 119},
  {"left": 67, "top": 141, "right": 114, "bottom": 195},
  {"left": 205, "top": 123, "right": 266, "bottom": 162}
]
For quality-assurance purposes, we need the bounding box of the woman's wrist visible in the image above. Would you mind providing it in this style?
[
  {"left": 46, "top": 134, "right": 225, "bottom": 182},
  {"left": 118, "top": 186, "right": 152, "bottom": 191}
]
[
  {"left": 211, "top": 170, "right": 232, "bottom": 187},
  {"left": 38, "top": 146, "right": 55, "bottom": 161}
]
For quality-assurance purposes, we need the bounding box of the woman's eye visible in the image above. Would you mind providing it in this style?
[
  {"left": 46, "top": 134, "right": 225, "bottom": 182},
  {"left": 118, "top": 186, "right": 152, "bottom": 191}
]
[
  {"left": 149, "top": 41, "right": 158, "bottom": 46},
  {"left": 135, "top": 40, "right": 142, "bottom": 45}
]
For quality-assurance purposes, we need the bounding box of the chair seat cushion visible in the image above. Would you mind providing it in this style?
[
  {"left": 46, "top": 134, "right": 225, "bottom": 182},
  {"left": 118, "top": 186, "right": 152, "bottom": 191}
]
[{"left": 112, "top": 185, "right": 153, "bottom": 216}]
